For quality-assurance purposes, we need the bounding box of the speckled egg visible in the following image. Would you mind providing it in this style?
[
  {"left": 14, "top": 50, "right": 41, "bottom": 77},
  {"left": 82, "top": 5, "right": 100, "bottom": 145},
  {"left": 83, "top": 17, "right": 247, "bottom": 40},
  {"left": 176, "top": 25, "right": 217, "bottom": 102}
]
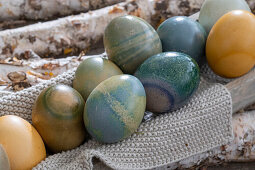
[
  {"left": 0, "top": 115, "right": 46, "bottom": 170},
  {"left": 84, "top": 75, "right": 146, "bottom": 143},
  {"left": 157, "top": 16, "right": 207, "bottom": 65},
  {"left": 206, "top": 10, "right": 255, "bottom": 78},
  {"left": 32, "top": 84, "right": 87, "bottom": 153},
  {"left": 73, "top": 57, "right": 123, "bottom": 101},
  {"left": 199, "top": 0, "right": 250, "bottom": 33},
  {"left": 0, "top": 144, "right": 10, "bottom": 170},
  {"left": 134, "top": 52, "right": 200, "bottom": 113},
  {"left": 104, "top": 15, "right": 162, "bottom": 74}
]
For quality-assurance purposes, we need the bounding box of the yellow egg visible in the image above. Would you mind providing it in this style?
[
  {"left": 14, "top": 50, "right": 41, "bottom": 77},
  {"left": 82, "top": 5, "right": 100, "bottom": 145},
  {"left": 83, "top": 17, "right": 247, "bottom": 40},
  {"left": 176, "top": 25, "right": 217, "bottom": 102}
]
[
  {"left": 0, "top": 144, "right": 10, "bottom": 170},
  {"left": 0, "top": 115, "right": 46, "bottom": 170},
  {"left": 206, "top": 10, "right": 255, "bottom": 78}
]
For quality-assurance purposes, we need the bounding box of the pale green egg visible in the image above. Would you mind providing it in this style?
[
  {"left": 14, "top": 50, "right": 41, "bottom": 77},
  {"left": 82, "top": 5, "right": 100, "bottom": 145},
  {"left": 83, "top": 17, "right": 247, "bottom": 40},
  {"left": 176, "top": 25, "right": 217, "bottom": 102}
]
[{"left": 199, "top": 0, "right": 250, "bottom": 33}]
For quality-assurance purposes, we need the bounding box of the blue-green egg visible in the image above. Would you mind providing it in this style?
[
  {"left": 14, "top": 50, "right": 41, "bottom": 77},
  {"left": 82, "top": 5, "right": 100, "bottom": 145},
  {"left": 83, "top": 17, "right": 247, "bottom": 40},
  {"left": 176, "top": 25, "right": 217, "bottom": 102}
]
[
  {"left": 104, "top": 15, "right": 162, "bottom": 74},
  {"left": 157, "top": 16, "right": 207, "bottom": 65},
  {"left": 134, "top": 52, "right": 200, "bottom": 113},
  {"left": 84, "top": 75, "right": 146, "bottom": 143}
]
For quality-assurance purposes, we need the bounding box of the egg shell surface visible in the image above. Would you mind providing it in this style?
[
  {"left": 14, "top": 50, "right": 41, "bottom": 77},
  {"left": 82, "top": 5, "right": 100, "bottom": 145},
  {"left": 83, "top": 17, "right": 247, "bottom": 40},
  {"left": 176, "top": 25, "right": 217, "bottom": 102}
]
[
  {"left": 134, "top": 52, "right": 200, "bottom": 113},
  {"left": 0, "top": 115, "right": 46, "bottom": 170},
  {"left": 32, "top": 84, "right": 87, "bottom": 153},
  {"left": 199, "top": 0, "right": 251, "bottom": 33},
  {"left": 84, "top": 75, "right": 146, "bottom": 143},
  {"left": 104, "top": 15, "right": 162, "bottom": 74},
  {"left": 73, "top": 57, "right": 123, "bottom": 101},
  {"left": 206, "top": 10, "right": 255, "bottom": 78},
  {"left": 157, "top": 16, "right": 207, "bottom": 65}
]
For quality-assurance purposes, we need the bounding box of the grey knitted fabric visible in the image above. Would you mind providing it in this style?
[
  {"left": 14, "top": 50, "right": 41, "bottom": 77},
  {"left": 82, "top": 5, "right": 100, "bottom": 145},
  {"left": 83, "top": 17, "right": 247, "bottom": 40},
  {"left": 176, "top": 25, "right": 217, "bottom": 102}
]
[{"left": 0, "top": 60, "right": 233, "bottom": 169}]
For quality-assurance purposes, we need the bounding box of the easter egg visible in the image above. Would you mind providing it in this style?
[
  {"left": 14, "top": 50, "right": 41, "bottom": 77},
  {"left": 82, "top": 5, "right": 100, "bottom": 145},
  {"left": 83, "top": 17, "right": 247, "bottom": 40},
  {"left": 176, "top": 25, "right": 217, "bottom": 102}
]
[
  {"left": 0, "top": 144, "right": 10, "bottom": 170},
  {"left": 32, "top": 84, "right": 87, "bottom": 153},
  {"left": 134, "top": 52, "right": 200, "bottom": 113},
  {"left": 157, "top": 16, "right": 207, "bottom": 65},
  {"left": 104, "top": 15, "right": 162, "bottom": 74},
  {"left": 73, "top": 57, "right": 123, "bottom": 101},
  {"left": 0, "top": 115, "right": 46, "bottom": 170},
  {"left": 206, "top": 10, "right": 255, "bottom": 78},
  {"left": 199, "top": 0, "right": 251, "bottom": 33},
  {"left": 84, "top": 75, "right": 146, "bottom": 143}
]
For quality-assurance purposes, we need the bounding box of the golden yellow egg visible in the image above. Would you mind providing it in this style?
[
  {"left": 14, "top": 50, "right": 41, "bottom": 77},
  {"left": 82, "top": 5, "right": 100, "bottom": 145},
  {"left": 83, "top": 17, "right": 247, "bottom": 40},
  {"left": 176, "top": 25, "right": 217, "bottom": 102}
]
[
  {"left": 0, "top": 115, "right": 46, "bottom": 170},
  {"left": 206, "top": 10, "right": 255, "bottom": 78}
]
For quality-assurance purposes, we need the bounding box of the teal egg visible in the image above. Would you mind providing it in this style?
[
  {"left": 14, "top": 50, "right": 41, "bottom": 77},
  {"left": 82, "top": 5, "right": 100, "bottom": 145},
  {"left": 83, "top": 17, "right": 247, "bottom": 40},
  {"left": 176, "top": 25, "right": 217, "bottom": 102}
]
[
  {"left": 134, "top": 52, "right": 200, "bottom": 113},
  {"left": 73, "top": 57, "right": 123, "bottom": 101},
  {"left": 157, "top": 16, "right": 207, "bottom": 65},
  {"left": 104, "top": 15, "right": 162, "bottom": 74},
  {"left": 84, "top": 75, "right": 146, "bottom": 143},
  {"left": 199, "top": 0, "right": 251, "bottom": 33}
]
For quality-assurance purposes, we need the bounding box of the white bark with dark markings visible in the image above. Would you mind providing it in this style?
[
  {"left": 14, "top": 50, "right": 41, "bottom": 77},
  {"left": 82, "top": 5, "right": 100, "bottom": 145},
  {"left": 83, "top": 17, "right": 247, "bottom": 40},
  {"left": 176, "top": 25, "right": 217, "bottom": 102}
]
[
  {"left": 0, "top": 0, "right": 124, "bottom": 21},
  {"left": 0, "top": 0, "right": 153, "bottom": 61}
]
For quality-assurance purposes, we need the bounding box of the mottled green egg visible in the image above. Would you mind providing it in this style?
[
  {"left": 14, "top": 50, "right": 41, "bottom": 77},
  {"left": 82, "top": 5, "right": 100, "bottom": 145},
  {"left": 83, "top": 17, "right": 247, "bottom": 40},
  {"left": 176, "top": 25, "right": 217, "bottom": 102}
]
[
  {"left": 73, "top": 57, "right": 123, "bottom": 101},
  {"left": 104, "top": 15, "right": 162, "bottom": 74},
  {"left": 84, "top": 75, "right": 146, "bottom": 143},
  {"left": 32, "top": 84, "right": 87, "bottom": 153},
  {"left": 134, "top": 52, "right": 200, "bottom": 113}
]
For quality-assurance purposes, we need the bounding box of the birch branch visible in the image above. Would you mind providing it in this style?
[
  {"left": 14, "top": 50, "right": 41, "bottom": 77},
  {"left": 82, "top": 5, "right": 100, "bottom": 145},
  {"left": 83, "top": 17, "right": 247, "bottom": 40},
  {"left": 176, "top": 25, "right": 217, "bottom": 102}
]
[
  {"left": 151, "top": 0, "right": 255, "bottom": 27},
  {"left": 0, "top": 0, "right": 124, "bottom": 21},
  {"left": 0, "top": 0, "right": 153, "bottom": 61},
  {"left": 1, "top": 0, "right": 255, "bottom": 61}
]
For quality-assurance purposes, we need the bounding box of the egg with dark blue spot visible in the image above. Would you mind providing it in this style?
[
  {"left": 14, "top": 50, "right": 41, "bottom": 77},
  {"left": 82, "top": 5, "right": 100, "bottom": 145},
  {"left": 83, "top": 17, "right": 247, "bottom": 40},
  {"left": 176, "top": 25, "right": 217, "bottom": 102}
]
[
  {"left": 134, "top": 52, "right": 200, "bottom": 113},
  {"left": 84, "top": 75, "right": 146, "bottom": 143},
  {"left": 157, "top": 16, "right": 207, "bottom": 65}
]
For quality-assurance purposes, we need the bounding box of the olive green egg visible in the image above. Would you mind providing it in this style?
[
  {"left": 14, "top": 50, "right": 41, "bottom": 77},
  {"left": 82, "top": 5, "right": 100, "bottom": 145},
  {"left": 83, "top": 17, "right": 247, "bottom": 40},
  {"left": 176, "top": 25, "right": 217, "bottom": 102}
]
[
  {"left": 73, "top": 57, "right": 123, "bottom": 101},
  {"left": 0, "top": 144, "right": 10, "bottom": 170},
  {"left": 104, "top": 15, "right": 162, "bottom": 74},
  {"left": 32, "top": 84, "right": 87, "bottom": 153}
]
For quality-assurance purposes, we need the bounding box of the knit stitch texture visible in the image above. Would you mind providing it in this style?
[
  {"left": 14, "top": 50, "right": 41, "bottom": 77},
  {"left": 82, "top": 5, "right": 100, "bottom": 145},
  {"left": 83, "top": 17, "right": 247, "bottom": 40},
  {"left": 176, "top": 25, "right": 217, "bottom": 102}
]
[{"left": 0, "top": 56, "right": 233, "bottom": 169}]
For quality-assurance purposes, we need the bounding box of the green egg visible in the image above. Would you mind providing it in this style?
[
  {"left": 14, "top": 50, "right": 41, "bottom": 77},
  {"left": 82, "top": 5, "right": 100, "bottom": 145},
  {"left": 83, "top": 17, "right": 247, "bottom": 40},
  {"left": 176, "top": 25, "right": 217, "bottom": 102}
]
[
  {"left": 104, "top": 15, "right": 162, "bottom": 74},
  {"left": 73, "top": 57, "right": 123, "bottom": 101},
  {"left": 84, "top": 75, "right": 146, "bottom": 143},
  {"left": 32, "top": 84, "right": 87, "bottom": 153},
  {"left": 199, "top": 0, "right": 251, "bottom": 33},
  {"left": 134, "top": 52, "right": 200, "bottom": 113},
  {"left": 0, "top": 144, "right": 10, "bottom": 170}
]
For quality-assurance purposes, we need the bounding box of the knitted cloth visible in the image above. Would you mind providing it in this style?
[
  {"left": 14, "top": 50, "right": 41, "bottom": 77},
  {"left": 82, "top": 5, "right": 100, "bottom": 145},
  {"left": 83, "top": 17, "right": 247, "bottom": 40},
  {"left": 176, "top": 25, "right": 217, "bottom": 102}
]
[{"left": 0, "top": 59, "right": 233, "bottom": 169}]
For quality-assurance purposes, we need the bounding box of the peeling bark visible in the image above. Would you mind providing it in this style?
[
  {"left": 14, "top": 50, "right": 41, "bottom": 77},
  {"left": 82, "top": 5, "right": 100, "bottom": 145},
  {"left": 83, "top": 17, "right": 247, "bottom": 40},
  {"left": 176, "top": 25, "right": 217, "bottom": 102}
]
[
  {"left": 151, "top": 0, "right": 255, "bottom": 27},
  {"left": 0, "top": 0, "right": 153, "bottom": 61},
  {"left": 0, "top": 0, "right": 254, "bottom": 60},
  {"left": 0, "top": 0, "right": 124, "bottom": 21}
]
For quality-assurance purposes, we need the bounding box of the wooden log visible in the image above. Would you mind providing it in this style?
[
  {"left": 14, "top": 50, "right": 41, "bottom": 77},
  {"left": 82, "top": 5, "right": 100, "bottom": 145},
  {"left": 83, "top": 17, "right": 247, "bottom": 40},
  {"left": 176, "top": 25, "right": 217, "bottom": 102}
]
[
  {"left": 1, "top": 0, "right": 254, "bottom": 22},
  {"left": 226, "top": 69, "right": 255, "bottom": 113},
  {"left": 0, "top": 0, "right": 153, "bottom": 61},
  {"left": 150, "top": 0, "right": 255, "bottom": 27},
  {"left": 1, "top": 0, "right": 255, "bottom": 60},
  {"left": 0, "top": 0, "right": 124, "bottom": 21}
]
